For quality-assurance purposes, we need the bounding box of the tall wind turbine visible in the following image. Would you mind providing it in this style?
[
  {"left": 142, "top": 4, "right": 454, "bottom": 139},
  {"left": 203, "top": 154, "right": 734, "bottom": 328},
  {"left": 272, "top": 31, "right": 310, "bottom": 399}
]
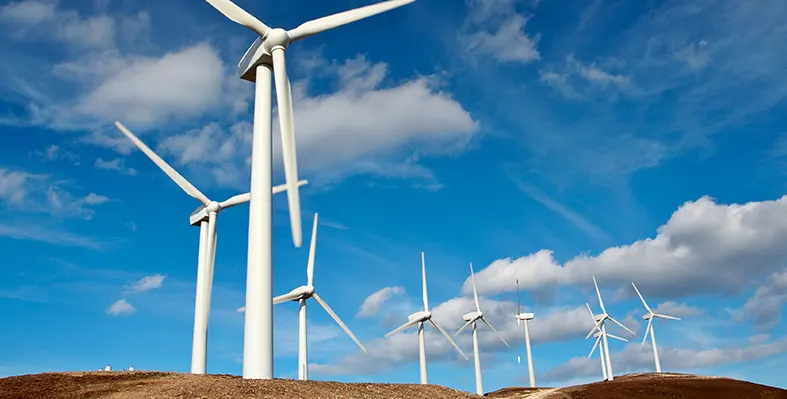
[
  {"left": 632, "top": 282, "right": 681, "bottom": 373},
  {"left": 514, "top": 279, "right": 536, "bottom": 388},
  {"left": 240, "top": 213, "right": 368, "bottom": 380},
  {"left": 200, "top": 0, "right": 416, "bottom": 379},
  {"left": 113, "top": 121, "right": 306, "bottom": 375},
  {"left": 586, "top": 303, "right": 628, "bottom": 381},
  {"left": 385, "top": 252, "right": 468, "bottom": 384},
  {"left": 585, "top": 277, "right": 636, "bottom": 381},
  {"left": 455, "top": 263, "right": 509, "bottom": 395}
]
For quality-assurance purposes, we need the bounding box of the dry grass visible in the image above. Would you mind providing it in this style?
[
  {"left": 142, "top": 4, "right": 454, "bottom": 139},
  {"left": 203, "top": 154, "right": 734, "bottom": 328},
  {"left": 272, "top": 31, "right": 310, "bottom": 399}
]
[{"left": 1, "top": 371, "right": 785, "bottom": 399}]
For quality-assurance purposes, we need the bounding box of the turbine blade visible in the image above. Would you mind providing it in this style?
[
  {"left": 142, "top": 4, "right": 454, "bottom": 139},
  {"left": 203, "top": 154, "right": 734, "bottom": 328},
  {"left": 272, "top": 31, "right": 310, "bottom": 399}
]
[
  {"left": 384, "top": 318, "right": 419, "bottom": 338},
  {"left": 273, "top": 290, "right": 301, "bottom": 304},
  {"left": 470, "top": 262, "right": 480, "bottom": 312},
  {"left": 306, "top": 213, "right": 318, "bottom": 286},
  {"left": 586, "top": 319, "right": 604, "bottom": 339},
  {"left": 272, "top": 179, "right": 309, "bottom": 195},
  {"left": 642, "top": 318, "right": 653, "bottom": 345},
  {"left": 219, "top": 193, "right": 250, "bottom": 209},
  {"left": 287, "top": 0, "right": 415, "bottom": 42},
  {"left": 631, "top": 282, "right": 652, "bottom": 313},
  {"left": 312, "top": 292, "right": 367, "bottom": 353},
  {"left": 429, "top": 319, "right": 468, "bottom": 360},
  {"left": 586, "top": 303, "right": 597, "bottom": 323},
  {"left": 592, "top": 276, "right": 606, "bottom": 314},
  {"left": 203, "top": 0, "right": 270, "bottom": 36},
  {"left": 516, "top": 279, "right": 521, "bottom": 316},
  {"left": 454, "top": 319, "right": 473, "bottom": 336},
  {"left": 114, "top": 121, "right": 210, "bottom": 205},
  {"left": 606, "top": 333, "right": 629, "bottom": 342},
  {"left": 421, "top": 252, "right": 429, "bottom": 311},
  {"left": 655, "top": 313, "right": 681, "bottom": 321},
  {"left": 480, "top": 317, "right": 510, "bottom": 348},
  {"left": 608, "top": 317, "right": 636, "bottom": 336},
  {"left": 221, "top": 179, "right": 309, "bottom": 208},
  {"left": 589, "top": 335, "right": 601, "bottom": 358},
  {"left": 272, "top": 48, "right": 302, "bottom": 248}
]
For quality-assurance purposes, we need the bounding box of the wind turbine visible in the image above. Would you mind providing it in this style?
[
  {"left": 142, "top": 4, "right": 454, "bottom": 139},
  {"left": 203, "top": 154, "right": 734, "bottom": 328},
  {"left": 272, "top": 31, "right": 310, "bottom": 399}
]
[
  {"left": 113, "top": 121, "right": 306, "bottom": 375},
  {"left": 385, "top": 252, "right": 468, "bottom": 384},
  {"left": 514, "top": 279, "right": 536, "bottom": 388},
  {"left": 586, "top": 303, "right": 628, "bottom": 381},
  {"left": 200, "top": 0, "right": 416, "bottom": 379},
  {"left": 455, "top": 263, "right": 509, "bottom": 395},
  {"left": 585, "top": 277, "right": 636, "bottom": 381},
  {"left": 632, "top": 282, "right": 681, "bottom": 373},
  {"left": 239, "top": 213, "right": 368, "bottom": 380}
]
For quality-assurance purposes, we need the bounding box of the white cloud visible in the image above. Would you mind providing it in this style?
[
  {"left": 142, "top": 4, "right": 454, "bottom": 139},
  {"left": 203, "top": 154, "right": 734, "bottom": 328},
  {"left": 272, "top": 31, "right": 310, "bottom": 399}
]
[
  {"left": 107, "top": 299, "right": 135, "bottom": 316},
  {"left": 0, "top": 224, "right": 103, "bottom": 249},
  {"left": 462, "top": 0, "right": 541, "bottom": 64},
  {"left": 74, "top": 44, "right": 225, "bottom": 128},
  {"left": 737, "top": 269, "right": 787, "bottom": 331},
  {"left": 0, "top": 0, "right": 115, "bottom": 49},
  {"left": 32, "top": 144, "right": 79, "bottom": 164},
  {"left": 0, "top": 168, "right": 37, "bottom": 204},
  {"left": 544, "top": 338, "right": 787, "bottom": 381},
  {"left": 94, "top": 158, "right": 138, "bottom": 176},
  {"left": 126, "top": 274, "right": 166, "bottom": 294},
  {"left": 651, "top": 301, "right": 704, "bottom": 318},
  {"left": 157, "top": 54, "right": 477, "bottom": 188},
  {"left": 466, "top": 196, "right": 787, "bottom": 299},
  {"left": 357, "top": 286, "right": 405, "bottom": 318}
]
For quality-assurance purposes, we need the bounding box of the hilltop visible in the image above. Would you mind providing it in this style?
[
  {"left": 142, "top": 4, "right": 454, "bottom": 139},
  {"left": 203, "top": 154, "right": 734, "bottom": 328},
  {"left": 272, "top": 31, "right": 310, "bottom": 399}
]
[{"left": 0, "top": 371, "right": 785, "bottom": 399}]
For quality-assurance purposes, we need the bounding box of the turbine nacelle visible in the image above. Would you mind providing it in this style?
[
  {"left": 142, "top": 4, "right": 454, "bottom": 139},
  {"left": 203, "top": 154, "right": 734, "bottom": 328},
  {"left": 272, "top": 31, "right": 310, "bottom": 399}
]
[
  {"left": 408, "top": 310, "right": 431, "bottom": 322},
  {"left": 463, "top": 311, "right": 481, "bottom": 321},
  {"left": 284, "top": 285, "right": 315, "bottom": 302},
  {"left": 516, "top": 312, "right": 535, "bottom": 321},
  {"left": 643, "top": 313, "right": 654, "bottom": 320}
]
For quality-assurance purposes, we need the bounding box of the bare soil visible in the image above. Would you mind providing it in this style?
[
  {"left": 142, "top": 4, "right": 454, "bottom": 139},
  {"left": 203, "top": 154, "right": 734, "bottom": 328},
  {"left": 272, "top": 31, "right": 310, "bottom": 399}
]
[
  {"left": 486, "top": 373, "right": 787, "bottom": 398},
  {"left": 1, "top": 371, "right": 785, "bottom": 399}
]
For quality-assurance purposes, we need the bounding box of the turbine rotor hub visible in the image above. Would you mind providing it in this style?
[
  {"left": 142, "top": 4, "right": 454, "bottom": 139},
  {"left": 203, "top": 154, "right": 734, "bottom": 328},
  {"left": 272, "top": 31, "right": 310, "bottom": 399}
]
[
  {"left": 206, "top": 201, "right": 221, "bottom": 214},
  {"left": 263, "top": 28, "right": 291, "bottom": 52}
]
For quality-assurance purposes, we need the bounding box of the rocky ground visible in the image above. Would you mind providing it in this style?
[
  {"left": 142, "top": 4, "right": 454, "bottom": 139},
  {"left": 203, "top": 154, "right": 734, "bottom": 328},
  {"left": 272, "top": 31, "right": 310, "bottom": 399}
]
[{"left": 0, "top": 371, "right": 785, "bottom": 399}]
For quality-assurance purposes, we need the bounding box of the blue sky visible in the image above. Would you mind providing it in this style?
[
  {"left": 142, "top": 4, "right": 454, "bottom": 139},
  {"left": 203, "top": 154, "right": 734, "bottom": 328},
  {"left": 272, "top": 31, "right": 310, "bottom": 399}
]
[{"left": 1, "top": 0, "right": 787, "bottom": 393}]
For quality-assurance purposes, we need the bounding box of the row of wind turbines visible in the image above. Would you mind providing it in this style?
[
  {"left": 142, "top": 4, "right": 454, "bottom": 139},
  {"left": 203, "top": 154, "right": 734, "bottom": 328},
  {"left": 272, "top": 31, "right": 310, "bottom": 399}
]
[{"left": 106, "top": 0, "right": 682, "bottom": 391}]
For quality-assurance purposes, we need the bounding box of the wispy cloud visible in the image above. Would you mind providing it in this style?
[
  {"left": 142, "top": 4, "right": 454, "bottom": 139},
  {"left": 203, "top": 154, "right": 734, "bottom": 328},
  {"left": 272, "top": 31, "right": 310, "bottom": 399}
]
[
  {"left": 106, "top": 299, "right": 135, "bottom": 316},
  {"left": 356, "top": 286, "right": 405, "bottom": 318},
  {"left": 515, "top": 181, "right": 609, "bottom": 240},
  {"left": 124, "top": 274, "right": 166, "bottom": 294},
  {"left": 0, "top": 224, "right": 104, "bottom": 249}
]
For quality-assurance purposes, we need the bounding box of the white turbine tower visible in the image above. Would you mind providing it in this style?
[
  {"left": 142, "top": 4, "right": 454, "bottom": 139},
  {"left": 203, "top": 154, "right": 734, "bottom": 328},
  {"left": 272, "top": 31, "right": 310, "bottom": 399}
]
[
  {"left": 385, "top": 252, "right": 468, "bottom": 384},
  {"left": 632, "top": 282, "right": 681, "bottom": 373},
  {"left": 514, "top": 279, "right": 536, "bottom": 388},
  {"left": 455, "top": 263, "right": 510, "bottom": 395},
  {"left": 239, "top": 213, "right": 368, "bottom": 380},
  {"left": 586, "top": 303, "right": 628, "bottom": 381},
  {"left": 200, "top": 0, "right": 415, "bottom": 379},
  {"left": 113, "top": 121, "right": 305, "bottom": 375},
  {"left": 585, "top": 277, "right": 636, "bottom": 381}
]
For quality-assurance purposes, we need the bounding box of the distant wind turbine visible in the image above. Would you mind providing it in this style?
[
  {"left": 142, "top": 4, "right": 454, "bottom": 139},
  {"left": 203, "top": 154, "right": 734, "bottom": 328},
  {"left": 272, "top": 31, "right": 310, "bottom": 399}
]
[
  {"left": 455, "top": 263, "right": 510, "bottom": 395},
  {"left": 586, "top": 303, "right": 628, "bottom": 381},
  {"left": 114, "top": 121, "right": 306, "bottom": 374},
  {"left": 385, "top": 252, "right": 468, "bottom": 384},
  {"left": 514, "top": 279, "right": 536, "bottom": 388},
  {"left": 585, "top": 277, "right": 636, "bottom": 381},
  {"left": 632, "top": 282, "right": 681, "bottom": 373}
]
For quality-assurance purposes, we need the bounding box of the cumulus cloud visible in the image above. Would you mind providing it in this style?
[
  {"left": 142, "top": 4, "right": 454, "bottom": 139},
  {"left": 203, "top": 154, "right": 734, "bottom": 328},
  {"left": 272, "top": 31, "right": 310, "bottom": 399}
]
[
  {"left": 107, "top": 299, "right": 135, "bottom": 316},
  {"left": 544, "top": 338, "right": 787, "bottom": 382},
  {"left": 466, "top": 196, "right": 787, "bottom": 299},
  {"left": 125, "top": 274, "right": 166, "bottom": 294},
  {"left": 357, "top": 286, "right": 405, "bottom": 318},
  {"left": 0, "top": 0, "right": 115, "bottom": 49},
  {"left": 461, "top": 0, "right": 541, "bottom": 64},
  {"left": 94, "top": 158, "right": 138, "bottom": 176},
  {"left": 736, "top": 269, "right": 787, "bottom": 331},
  {"left": 651, "top": 301, "right": 704, "bottom": 318},
  {"left": 156, "top": 54, "right": 477, "bottom": 188}
]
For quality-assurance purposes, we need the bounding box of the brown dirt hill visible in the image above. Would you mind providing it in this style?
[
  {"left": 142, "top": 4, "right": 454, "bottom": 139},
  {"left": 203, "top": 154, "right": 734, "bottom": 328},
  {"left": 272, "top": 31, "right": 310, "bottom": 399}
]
[
  {"left": 1, "top": 371, "right": 785, "bottom": 399},
  {"left": 0, "top": 371, "right": 478, "bottom": 399},
  {"left": 485, "top": 373, "right": 787, "bottom": 398}
]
